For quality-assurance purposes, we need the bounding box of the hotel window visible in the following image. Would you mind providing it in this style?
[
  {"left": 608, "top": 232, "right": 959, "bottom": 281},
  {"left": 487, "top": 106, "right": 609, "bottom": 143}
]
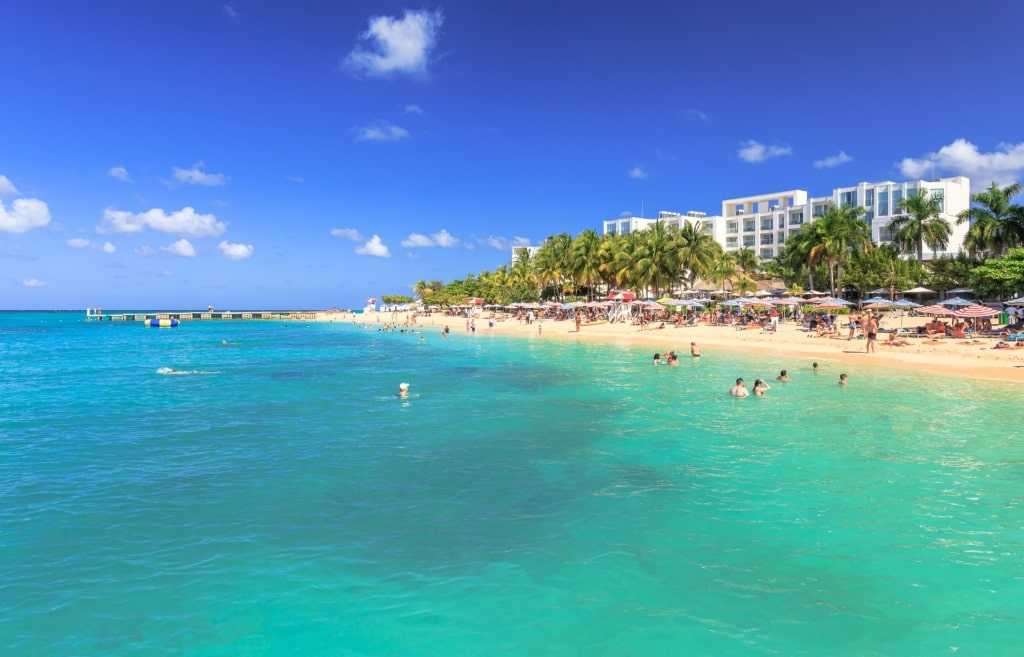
[
  {"left": 761, "top": 218, "right": 773, "bottom": 230},
  {"left": 789, "top": 212, "right": 803, "bottom": 225},
  {"left": 931, "top": 190, "right": 944, "bottom": 212},
  {"left": 840, "top": 190, "right": 857, "bottom": 207},
  {"left": 727, "top": 221, "right": 738, "bottom": 233},
  {"left": 744, "top": 220, "right": 755, "bottom": 232},
  {"left": 877, "top": 190, "right": 889, "bottom": 216},
  {"left": 892, "top": 190, "right": 903, "bottom": 213},
  {"left": 864, "top": 189, "right": 874, "bottom": 207},
  {"left": 760, "top": 248, "right": 774, "bottom": 259},
  {"left": 812, "top": 204, "right": 826, "bottom": 217},
  {"left": 621, "top": 223, "right": 630, "bottom": 234},
  {"left": 760, "top": 234, "right": 773, "bottom": 245},
  {"left": 726, "top": 236, "right": 738, "bottom": 247},
  {"left": 880, "top": 226, "right": 895, "bottom": 242},
  {"left": 777, "top": 231, "right": 786, "bottom": 245},
  {"left": 743, "top": 236, "right": 755, "bottom": 247},
  {"left": 864, "top": 210, "right": 874, "bottom": 222}
]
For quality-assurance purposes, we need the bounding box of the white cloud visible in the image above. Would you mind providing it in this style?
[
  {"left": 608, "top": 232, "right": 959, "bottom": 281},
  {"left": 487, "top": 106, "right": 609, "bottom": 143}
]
[
  {"left": 401, "top": 233, "right": 434, "bottom": 247},
  {"left": 223, "top": 4, "right": 238, "bottom": 19},
  {"left": 899, "top": 138, "right": 1024, "bottom": 190},
  {"left": 813, "top": 150, "right": 853, "bottom": 169},
  {"left": 21, "top": 278, "right": 45, "bottom": 288},
  {"left": 218, "top": 240, "right": 254, "bottom": 260},
  {"left": 0, "top": 174, "right": 19, "bottom": 196},
  {"left": 628, "top": 166, "right": 648, "bottom": 179},
  {"left": 481, "top": 235, "right": 532, "bottom": 249},
  {"left": 355, "top": 235, "right": 391, "bottom": 257},
  {"left": 285, "top": 175, "right": 304, "bottom": 184},
  {"left": 737, "top": 140, "right": 793, "bottom": 163},
  {"left": 135, "top": 246, "right": 157, "bottom": 256},
  {"left": 67, "top": 238, "right": 116, "bottom": 253},
  {"left": 400, "top": 229, "right": 461, "bottom": 248},
  {"left": 330, "top": 228, "right": 364, "bottom": 241},
  {"left": 107, "top": 166, "right": 134, "bottom": 183},
  {"left": 404, "top": 104, "right": 424, "bottom": 115},
  {"left": 684, "top": 109, "right": 709, "bottom": 122},
  {"left": 161, "top": 239, "right": 197, "bottom": 257},
  {"left": 343, "top": 9, "right": 444, "bottom": 78},
  {"left": 98, "top": 206, "right": 227, "bottom": 237},
  {"left": 171, "top": 161, "right": 229, "bottom": 186},
  {"left": 355, "top": 121, "right": 410, "bottom": 142},
  {"left": 0, "top": 198, "right": 51, "bottom": 233}
]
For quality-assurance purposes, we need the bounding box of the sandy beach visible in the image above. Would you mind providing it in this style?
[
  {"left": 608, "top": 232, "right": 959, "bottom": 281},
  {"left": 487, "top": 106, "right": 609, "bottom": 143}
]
[{"left": 319, "top": 308, "right": 1024, "bottom": 383}]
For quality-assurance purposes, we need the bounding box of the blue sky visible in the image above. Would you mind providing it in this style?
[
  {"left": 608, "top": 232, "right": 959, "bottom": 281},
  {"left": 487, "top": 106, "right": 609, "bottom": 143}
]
[{"left": 3, "top": 0, "right": 1024, "bottom": 310}]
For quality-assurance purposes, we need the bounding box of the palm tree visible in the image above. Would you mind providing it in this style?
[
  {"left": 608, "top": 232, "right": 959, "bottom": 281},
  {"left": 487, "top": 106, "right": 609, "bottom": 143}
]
[
  {"left": 709, "top": 253, "right": 737, "bottom": 296},
  {"left": 676, "top": 222, "right": 722, "bottom": 289},
  {"left": 732, "top": 247, "right": 759, "bottom": 277},
  {"left": 956, "top": 181, "right": 1024, "bottom": 257},
  {"left": 889, "top": 191, "right": 951, "bottom": 262},
  {"left": 807, "top": 203, "right": 872, "bottom": 296},
  {"left": 632, "top": 220, "right": 680, "bottom": 297},
  {"left": 533, "top": 233, "right": 573, "bottom": 300},
  {"left": 413, "top": 280, "right": 431, "bottom": 301},
  {"left": 570, "top": 229, "right": 603, "bottom": 300}
]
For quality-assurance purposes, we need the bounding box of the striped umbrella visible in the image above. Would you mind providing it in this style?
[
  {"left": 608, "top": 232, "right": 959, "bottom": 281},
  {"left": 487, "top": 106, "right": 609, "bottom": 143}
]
[
  {"left": 917, "top": 304, "right": 954, "bottom": 316},
  {"left": 953, "top": 304, "right": 998, "bottom": 318}
]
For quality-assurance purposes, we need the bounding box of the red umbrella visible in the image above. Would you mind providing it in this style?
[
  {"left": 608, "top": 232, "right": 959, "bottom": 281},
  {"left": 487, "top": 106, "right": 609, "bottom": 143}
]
[
  {"left": 917, "top": 304, "right": 954, "bottom": 316},
  {"left": 953, "top": 304, "right": 998, "bottom": 318},
  {"left": 607, "top": 291, "right": 636, "bottom": 301}
]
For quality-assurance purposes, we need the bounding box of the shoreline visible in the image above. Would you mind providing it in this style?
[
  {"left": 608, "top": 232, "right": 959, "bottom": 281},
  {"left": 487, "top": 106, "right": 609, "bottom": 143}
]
[{"left": 325, "top": 310, "right": 1024, "bottom": 384}]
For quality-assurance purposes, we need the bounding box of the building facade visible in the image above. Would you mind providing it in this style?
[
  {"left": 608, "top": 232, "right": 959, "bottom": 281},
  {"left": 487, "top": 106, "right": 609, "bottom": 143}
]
[{"left": 602, "top": 176, "right": 971, "bottom": 261}]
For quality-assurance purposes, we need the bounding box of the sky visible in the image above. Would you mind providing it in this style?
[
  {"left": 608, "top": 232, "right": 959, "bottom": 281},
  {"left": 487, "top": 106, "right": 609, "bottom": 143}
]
[{"left": 3, "top": 0, "right": 1024, "bottom": 310}]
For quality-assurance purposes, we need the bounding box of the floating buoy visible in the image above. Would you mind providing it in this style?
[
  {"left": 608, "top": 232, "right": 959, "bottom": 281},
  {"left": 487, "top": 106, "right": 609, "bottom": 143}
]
[{"left": 146, "top": 319, "right": 179, "bottom": 327}]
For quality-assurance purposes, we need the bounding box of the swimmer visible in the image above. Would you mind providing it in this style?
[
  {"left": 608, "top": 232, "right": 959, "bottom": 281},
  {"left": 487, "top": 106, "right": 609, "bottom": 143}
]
[
  {"left": 839, "top": 373, "right": 848, "bottom": 386},
  {"left": 157, "top": 367, "right": 189, "bottom": 375},
  {"left": 776, "top": 369, "right": 788, "bottom": 381},
  {"left": 730, "top": 377, "right": 749, "bottom": 397},
  {"left": 397, "top": 382, "right": 409, "bottom": 398},
  {"left": 753, "top": 379, "right": 770, "bottom": 396},
  {"left": 690, "top": 342, "right": 700, "bottom": 357},
  {"left": 221, "top": 339, "right": 228, "bottom": 345},
  {"left": 812, "top": 362, "right": 819, "bottom": 373}
]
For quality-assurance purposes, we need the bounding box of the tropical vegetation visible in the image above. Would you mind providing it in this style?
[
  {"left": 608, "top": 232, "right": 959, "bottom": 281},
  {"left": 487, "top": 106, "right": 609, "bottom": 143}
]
[{"left": 407, "top": 181, "right": 1024, "bottom": 306}]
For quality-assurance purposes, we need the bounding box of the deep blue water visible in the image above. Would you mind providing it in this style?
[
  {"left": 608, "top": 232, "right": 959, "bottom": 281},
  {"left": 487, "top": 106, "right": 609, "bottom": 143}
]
[{"left": 2, "top": 311, "right": 1022, "bottom": 656}]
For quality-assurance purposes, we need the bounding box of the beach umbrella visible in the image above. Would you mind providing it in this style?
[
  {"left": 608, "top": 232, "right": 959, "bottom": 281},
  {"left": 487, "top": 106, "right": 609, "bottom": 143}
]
[
  {"left": 917, "top": 304, "right": 954, "bottom": 316},
  {"left": 1005, "top": 296, "right": 1024, "bottom": 306},
  {"left": 947, "top": 287, "right": 974, "bottom": 295},
  {"left": 892, "top": 299, "right": 921, "bottom": 308},
  {"left": 642, "top": 301, "right": 665, "bottom": 310},
  {"left": 607, "top": 290, "right": 636, "bottom": 301},
  {"left": 864, "top": 302, "right": 892, "bottom": 310},
  {"left": 868, "top": 287, "right": 890, "bottom": 296},
  {"left": 902, "top": 286, "right": 935, "bottom": 295},
  {"left": 862, "top": 296, "right": 893, "bottom": 305},
  {"left": 953, "top": 305, "right": 998, "bottom": 318},
  {"left": 814, "top": 297, "right": 853, "bottom": 306},
  {"left": 940, "top": 296, "right": 973, "bottom": 307}
]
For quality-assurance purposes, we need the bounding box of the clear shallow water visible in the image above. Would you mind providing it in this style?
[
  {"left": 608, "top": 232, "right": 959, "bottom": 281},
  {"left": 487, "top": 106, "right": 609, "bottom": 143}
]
[{"left": 2, "top": 311, "right": 1022, "bottom": 656}]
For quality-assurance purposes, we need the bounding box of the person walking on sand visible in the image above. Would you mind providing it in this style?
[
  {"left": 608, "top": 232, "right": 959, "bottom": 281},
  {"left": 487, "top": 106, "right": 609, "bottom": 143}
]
[{"left": 865, "top": 314, "right": 878, "bottom": 353}]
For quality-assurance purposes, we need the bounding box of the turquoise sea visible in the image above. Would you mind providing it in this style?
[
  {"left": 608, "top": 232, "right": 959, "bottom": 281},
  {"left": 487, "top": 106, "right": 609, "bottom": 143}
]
[{"left": 2, "top": 311, "right": 1022, "bottom": 656}]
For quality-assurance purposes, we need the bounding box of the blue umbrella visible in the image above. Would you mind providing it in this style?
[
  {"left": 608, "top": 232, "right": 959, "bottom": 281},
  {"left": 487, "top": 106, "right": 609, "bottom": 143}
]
[
  {"left": 940, "top": 296, "right": 973, "bottom": 307},
  {"left": 892, "top": 299, "right": 921, "bottom": 308},
  {"left": 862, "top": 296, "right": 894, "bottom": 305}
]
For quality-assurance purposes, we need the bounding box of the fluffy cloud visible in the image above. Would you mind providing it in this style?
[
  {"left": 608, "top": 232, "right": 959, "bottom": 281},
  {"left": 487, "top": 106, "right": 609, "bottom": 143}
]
[
  {"left": 218, "top": 240, "right": 254, "bottom": 260},
  {"left": 107, "top": 166, "right": 134, "bottom": 183},
  {"left": 330, "top": 228, "right": 364, "bottom": 241},
  {"left": 355, "top": 122, "right": 410, "bottom": 142},
  {"left": 813, "top": 150, "right": 853, "bottom": 169},
  {"left": 98, "top": 207, "right": 227, "bottom": 237},
  {"left": 343, "top": 9, "right": 444, "bottom": 77},
  {"left": 67, "top": 238, "right": 116, "bottom": 253},
  {"left": 737, "top": 140, "right": 793, "bottom": 163},
  {"left": 171, "top": 162, "right": 229, "bottom": 186},
  {"left": 161, "top": 239, "right": 197, "bottom": 257},
  {"left": 0, "top": 174, "right": 19, "bottom": 196},
  {"left": 899, "top": 139, "right": 1024, "bottom": 190},
  {"left": 481, "top": 235, "right": 532, "bottom": 250},
  {"left": 401, "top": 229, "right": 460, "bottom": 248},
  {"left": 21, "top": 278, "right": 45, "bottom": 288},
  {"left": 404, "top": 104, "right": 423, "bottom": 115},
  {"left": 0, "top": 198, "right": 51, "bottom": 233},
  {"left": 355, "top": 235, "right": 391, "bottom": 257},
  {"left": 628, "top": 166, "right": 648, "bottom": 179}
]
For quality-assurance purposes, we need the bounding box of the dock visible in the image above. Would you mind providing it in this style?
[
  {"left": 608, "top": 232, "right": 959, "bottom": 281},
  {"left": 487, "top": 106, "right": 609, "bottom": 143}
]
[{"left": 85, "top": 309, "right": 322, "bottom": 322}]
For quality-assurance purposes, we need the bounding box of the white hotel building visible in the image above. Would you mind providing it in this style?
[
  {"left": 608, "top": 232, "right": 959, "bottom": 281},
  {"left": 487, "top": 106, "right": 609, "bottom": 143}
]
[{"left": 602, "top": 176, "right": 971, "bottom": 261}]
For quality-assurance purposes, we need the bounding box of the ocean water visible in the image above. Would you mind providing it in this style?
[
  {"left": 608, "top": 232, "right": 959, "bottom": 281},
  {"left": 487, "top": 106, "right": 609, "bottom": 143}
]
[{"left": 2, "top": 311, "right": 1022, "bottom": 656}]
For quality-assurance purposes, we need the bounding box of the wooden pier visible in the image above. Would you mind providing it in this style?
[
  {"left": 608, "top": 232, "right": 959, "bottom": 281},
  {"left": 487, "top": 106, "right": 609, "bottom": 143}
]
[{"left": 85, "top": 310, "right": 320, "bottom": 322}]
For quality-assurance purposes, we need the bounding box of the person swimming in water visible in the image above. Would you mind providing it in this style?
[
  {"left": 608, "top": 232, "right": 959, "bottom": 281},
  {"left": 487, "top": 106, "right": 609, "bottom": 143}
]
[{"left": 397, "top": 382, "right": 409, "bottom": 397}]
